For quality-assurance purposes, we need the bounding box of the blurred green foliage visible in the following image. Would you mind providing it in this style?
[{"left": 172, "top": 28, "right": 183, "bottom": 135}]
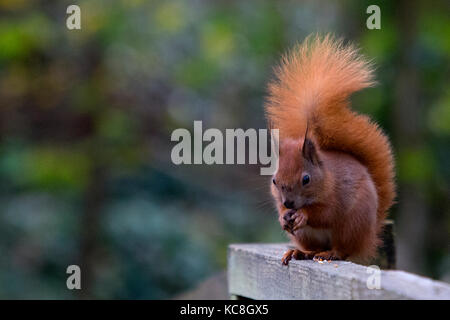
[{"left": 0, "top": 0, "right": 448, "bottom": 298}]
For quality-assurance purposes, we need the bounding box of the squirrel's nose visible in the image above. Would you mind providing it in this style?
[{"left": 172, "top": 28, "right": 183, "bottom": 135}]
[{"left": 284, "top": 200, "right": 294, "bottom": 209}]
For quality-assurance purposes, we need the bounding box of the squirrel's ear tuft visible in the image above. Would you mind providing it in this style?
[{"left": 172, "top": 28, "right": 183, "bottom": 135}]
[{"left": 302, "top": 138, "right": 320, "bottom": 166}]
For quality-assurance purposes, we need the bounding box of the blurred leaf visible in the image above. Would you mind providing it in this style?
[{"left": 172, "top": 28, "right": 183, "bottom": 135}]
[
  {"left": 0, "top": 0, "right": 31, "bottom": 10},
  {"left": 153, "top": 1, "right": 187, "bottom": 33},
  {"left": 0, "top": 146, "right": 90, "bottom": 192},
  {"left": 360, "top": 24, "right": 397, "bottom": 62},
  {"left": 0, "top": 13, "right": 54, "bottom": 61},
  {"left": 428, "top": 90, "right": 450, "bottom": 136},
  {"left": 26, "top": 147, "right": 90, "bottom": 192},
  {"left": 201, "top": 17, "right": 236, "bottom": 63},
  {"left": 398, "top": 148, "right": 435, "bottom": 184},
  {"left": 97, "top": 109, "right": 138, "bottom": 145},
  {"left": 175, "top": 57, "right": 219, "bottom": 89},
  {"left": 353, "top": 86, "right": 384, "bottom": 117},
  {"left": 239, "top": 3, "right": 283, "bottom": 56},
  {"left": 420, "top": 9, "right": 450, "bottom": 55}
]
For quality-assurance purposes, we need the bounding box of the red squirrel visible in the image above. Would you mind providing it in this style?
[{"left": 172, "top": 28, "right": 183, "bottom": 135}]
[{"left": 265, "top": 35, "right": 396, "bottom": 265}]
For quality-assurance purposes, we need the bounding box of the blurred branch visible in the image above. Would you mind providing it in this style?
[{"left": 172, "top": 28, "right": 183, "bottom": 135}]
[{"left": 393, "top": 0, "right": 428, "bottom": 275}]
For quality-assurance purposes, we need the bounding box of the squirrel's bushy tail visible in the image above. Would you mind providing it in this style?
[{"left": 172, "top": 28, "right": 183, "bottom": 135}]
[{"left": 265, "top": 34, "right": 395, "bottom": 229}]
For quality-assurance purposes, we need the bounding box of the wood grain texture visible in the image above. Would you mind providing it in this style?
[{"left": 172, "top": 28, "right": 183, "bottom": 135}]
[{"left": 228, "top": 243, "right": 450, "bottom": 300}]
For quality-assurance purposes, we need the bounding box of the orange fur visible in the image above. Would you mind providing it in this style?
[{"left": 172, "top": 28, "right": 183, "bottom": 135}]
[{"left": 266, "top": 34, "right": 396, "bottom": 262}]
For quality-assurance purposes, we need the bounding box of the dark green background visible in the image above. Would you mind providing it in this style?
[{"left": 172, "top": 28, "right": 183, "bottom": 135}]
[{"left": 0, "top": 0, "right": 448, "bottom": 298}]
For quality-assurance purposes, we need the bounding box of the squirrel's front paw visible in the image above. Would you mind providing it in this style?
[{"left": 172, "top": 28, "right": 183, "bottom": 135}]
[
  {"left": 280, "top": 209, "right": 295, "bottom": 233},
  {"left": 282, "top": 210, "right": 307, "bottom": 234}
]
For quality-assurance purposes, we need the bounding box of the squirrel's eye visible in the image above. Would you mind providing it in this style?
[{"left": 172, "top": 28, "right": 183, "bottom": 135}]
[
  {"left": 302, "top": 175, "right": 310, "bottom": 186},
  {"left": 272, "top": 179, "right": 276, "bottom": 185}
]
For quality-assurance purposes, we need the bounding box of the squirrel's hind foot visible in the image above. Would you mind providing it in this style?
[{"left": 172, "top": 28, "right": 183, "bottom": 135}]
[{"left": 313, "top": 250, "right": 347, "bottom": 261}]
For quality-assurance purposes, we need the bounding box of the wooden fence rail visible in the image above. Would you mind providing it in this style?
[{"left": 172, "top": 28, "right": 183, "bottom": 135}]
[{"left": 228, "top": 243, "right": 450, "bottom": 300}]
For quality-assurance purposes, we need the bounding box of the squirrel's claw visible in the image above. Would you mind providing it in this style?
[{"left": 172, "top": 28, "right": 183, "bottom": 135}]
[
  {"left": 281, "top": 249, "right": 294, "bottom": 265},
  {"left": 313, "top": 251, "right": 346, "bottom": 261},
  {"left": 281, "top": 249, "right": 308, "bottom": 265}
]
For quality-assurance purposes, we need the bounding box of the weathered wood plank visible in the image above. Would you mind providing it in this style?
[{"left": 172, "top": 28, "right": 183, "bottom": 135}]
[{"left": 228, "top": 243, "right": 450, "bottom": 300}]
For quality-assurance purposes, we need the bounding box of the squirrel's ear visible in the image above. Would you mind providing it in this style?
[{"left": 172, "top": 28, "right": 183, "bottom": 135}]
[{"left": 302, "top": 138, "right": 321, "bottom": 166}]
